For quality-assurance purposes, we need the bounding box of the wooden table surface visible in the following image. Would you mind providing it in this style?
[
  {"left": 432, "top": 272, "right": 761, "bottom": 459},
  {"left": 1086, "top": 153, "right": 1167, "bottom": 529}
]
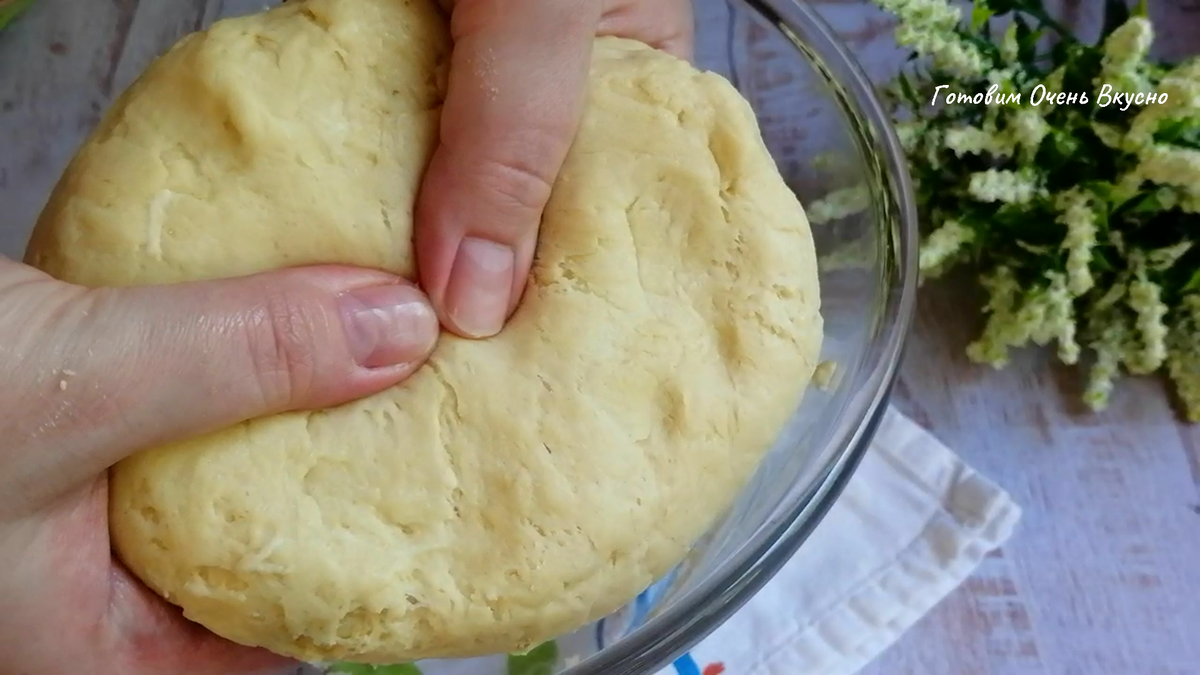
[{"left": 3, "top": 1, "right": 1199, "bottom": 673}]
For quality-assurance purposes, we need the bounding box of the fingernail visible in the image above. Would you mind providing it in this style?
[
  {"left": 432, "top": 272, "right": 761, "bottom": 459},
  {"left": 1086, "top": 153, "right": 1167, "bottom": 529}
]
[
  {"left": 444, "top": 236, "right": 514, "bottom": 338},
  {"left": 337, "top": 284, "right": 439, "bottom": 369}
]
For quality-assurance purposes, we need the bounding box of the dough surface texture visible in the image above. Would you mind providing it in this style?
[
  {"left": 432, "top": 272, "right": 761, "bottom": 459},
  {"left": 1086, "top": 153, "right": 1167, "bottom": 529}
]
[{"left": 24, "top": 0, "right": 823, "bottom": 663}]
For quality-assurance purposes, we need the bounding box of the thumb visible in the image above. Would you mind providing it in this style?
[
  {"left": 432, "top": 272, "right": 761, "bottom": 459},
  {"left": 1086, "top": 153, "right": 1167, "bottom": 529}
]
[
  {"left": 1, "top": 259, "right": 438, "bottom": 502},
  {"left": 414, "top": 0, "right": 599, "bottom": 338}
]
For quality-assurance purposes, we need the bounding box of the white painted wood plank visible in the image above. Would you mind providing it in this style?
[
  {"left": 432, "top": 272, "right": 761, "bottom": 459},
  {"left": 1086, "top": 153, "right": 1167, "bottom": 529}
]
[{"left": 0, "top": 0, "right": 219, "bottom": 258}]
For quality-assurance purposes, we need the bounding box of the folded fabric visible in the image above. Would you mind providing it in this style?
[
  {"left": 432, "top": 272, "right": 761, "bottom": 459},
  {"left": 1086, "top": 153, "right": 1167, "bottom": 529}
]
[{"left": 654, "top": 408, "right": 1022, "bottom": 675}]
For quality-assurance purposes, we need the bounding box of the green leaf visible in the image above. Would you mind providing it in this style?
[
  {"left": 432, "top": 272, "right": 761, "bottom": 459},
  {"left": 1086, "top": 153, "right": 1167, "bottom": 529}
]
[
  {"left": 328, "top": 663, "right": 422, "bottom": 675},
  {"left": 971, "top": 1, "right": 994, "bottom": 32},
  {"left": 1011, "top": 14, "right": 1046, "bottom": 65},
  {"left": 1184, "top": 268, "right": 1200, "bottom": 294},
  {"left": 328, "top": 665, "right": 374, "bottom": 675},
  {"left": 1091, "top": 247, "right": 1117, "bottom": 273},
  {"left": 1132, "top": 0, "right": 1149, "bottom": 18},
  {"left": 0, "top": 0, "right": 35, "bottom": 31},
  {"left": 1022, "top": 0, "right": 1082, "bottom": 43},
  {"left": 1153, "top": 118, "right": 1200, "bottom": 150},
  {"left": 507, "top": 641, "right": 559, "bottom": 675},
  {"left": 1127, "top": 191, "right": 1168, "bottom": 216},
  {"left": 958, "top": 31, "right": 1004, "bottom": 64},
  {"left": 898, "top": 73, "right": 922, "bottom": 110},
  {"left": 1036, "top": 128, "right": 1082, "bottom": 174}
]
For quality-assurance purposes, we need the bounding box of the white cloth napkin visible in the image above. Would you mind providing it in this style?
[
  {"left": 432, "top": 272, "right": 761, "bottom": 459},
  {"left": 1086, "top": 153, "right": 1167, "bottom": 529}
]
[{"left": 650, "top": 407, "right": 1022, "bottom": 675}]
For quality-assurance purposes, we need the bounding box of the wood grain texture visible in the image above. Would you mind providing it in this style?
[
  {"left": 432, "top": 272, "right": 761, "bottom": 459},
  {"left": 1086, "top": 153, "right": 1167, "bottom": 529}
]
[{"left": 1, "top": 0, "right": 1198, "bottom": 673}]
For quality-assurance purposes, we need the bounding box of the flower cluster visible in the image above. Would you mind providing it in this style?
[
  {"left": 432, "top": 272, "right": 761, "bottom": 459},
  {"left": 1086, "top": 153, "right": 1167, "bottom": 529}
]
[
  {"left": 876, "top": 0, "right": 990, "bottom": 77},
  {"left": 811, "top": 0, "right": 1200, "bottom": 421},
  {"left": 1097, "top": 16, "right": 1154, "bottom": 93}
]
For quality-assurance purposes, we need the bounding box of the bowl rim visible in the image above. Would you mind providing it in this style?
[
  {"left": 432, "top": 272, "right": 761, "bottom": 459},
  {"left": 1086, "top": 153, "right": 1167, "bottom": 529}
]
[{"left": 565, "top": 1, "right": 919, "bottom": 672}]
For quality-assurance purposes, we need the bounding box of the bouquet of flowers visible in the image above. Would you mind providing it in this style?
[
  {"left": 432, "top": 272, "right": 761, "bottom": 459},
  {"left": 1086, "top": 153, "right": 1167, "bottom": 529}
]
[{"left": 859, "top": 0, "right": 1200, "bottom": 420}]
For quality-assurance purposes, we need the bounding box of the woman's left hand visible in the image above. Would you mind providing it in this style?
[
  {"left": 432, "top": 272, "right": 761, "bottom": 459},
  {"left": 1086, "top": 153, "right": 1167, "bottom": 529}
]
[
  {"left": 0, "top": 258, "right": 439, "bottom": 674},
  {"left": 415, "top": 0, "right": 694, "bottom": 339}
]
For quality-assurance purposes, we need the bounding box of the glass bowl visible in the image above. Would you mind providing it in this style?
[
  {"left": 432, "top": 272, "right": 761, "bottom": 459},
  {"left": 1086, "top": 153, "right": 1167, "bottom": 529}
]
[
  {"left": 3, "top": 0, "right": 913, "bottom": 670},
  {"left": 315, "top": 0, "right": 918, "bottom": 673},
  {"left": 545, "top": 0, "right": 917, "bottom": 671}
]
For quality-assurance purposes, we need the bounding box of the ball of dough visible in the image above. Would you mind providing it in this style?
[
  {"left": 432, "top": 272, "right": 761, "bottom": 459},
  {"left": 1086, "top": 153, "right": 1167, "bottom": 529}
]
[{"left": 24, "top": 0, "right": 823, "bottom": 663}]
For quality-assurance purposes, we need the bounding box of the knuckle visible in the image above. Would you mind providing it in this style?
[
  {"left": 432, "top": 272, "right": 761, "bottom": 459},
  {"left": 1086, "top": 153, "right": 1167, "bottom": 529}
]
[
  {"left": 463, "top": 126, "right": 570, "bottom": 240},
  {"left": 599, "top": 0, "right": 694, "bottom": 56},
  {"left": 475, "top": 152, "right": 557, "bottom": 218},
  {"left": 241, "top": 292, "right": 319, "bottom": 410}
]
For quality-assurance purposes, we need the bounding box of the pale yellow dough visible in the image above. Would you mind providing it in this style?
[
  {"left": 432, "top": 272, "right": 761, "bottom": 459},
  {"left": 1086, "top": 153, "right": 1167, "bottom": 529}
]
[{"left": 24, "top": 0, "right": 823, "bottom": 663}]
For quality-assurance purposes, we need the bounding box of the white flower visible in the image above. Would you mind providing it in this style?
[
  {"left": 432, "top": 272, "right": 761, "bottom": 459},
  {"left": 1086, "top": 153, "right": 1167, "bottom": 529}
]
[
  {"left": 895, "top": 121, "right": 926, "bottom": 153},
  {"left": 1127, "top": 261, "right": 1169, "bottom": 374},
  {"left": 1040, "top": 272, "right": 1080, "bottom": 364},
  {"left": 966, "top": 266, "right": 1023, "bottom": 367},
  {"left": 896, "top": 25, "right": 988, "bottom": 78},
  {"left": 1094, "top": 277, "right": 1128, "bottom": 311},
  {"left": 1036, "top": 66, "right": 1067, "bottom": 116},
  {"left": 1127, "top": 57, "right": 1200, "bottom": 149},
  {"left": 806, "top": 185, "right": 871, "bottom": 225},
  {"left": 1181, "top": 192, "right": 1200, "bottom": 214},
  {"left": 818, "top": 237, "right": 874, "bottom": 272},
  {"left": 968, "top": 169, "right": 1040, "bottom": 204},
  {"left": 1104, "top": 17, "right": 1154, "bottom": 64},
  {"left": 1147, "top": 240, "right": 1192, "bottom": 271},
  {"left": 1008, "top": 109, "right": 1050, "bottom": 156},
  {"left": 1000, "top": 22, "right": 1019, "bottom": 63},
  {"left": 1154, "top": 186, "right": 1181, "bottom": 211},
  {"left": 923, "top": 127, "right": 945, "bottom": 170},
  {"left": 1110, "top": 171, "right": 1146, "bottom": 207},
  {"left": 919, "top": 218, "right": 974, "bottom": 272},
  {"left": 1084, "top": 312, "right": 1129, "bottom": 411},
  {"left": 1091, "top": 122, "right": 1125, "bottom": 150},
  {"left": 875, "top": 0, "right": 959, "bottom": 29},
  {"left": 877, "top": 0, "right": 988, "bottom": 78},
  {"left": 987, "top": 66, "right": 1018, "bottom": 90},
  {"left": 1097, "top": 17, "right": 1154, "bottom": 94},
  {"left": 1043, "top": 66, "right": 1065, "bottom": 91},
  {"left": 1133, "top": 145, "right": 1200, "bottom": 199},
  {"left": 1167, "top": 294, "right": 1200, "bottom": 422},
  {"left": 966, "top": 269, "right": 1078, "bottom": 366},
  {"left": 944, "top": 126, "right": 1008, "bottom": 157},
  {"left": 1055, "top": 188, "right": 1097, "bottom": 296}
]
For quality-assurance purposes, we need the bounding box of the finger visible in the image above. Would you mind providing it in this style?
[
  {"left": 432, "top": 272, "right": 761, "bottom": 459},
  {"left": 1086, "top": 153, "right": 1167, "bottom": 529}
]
[
  {"left": 415, "top": 0, "right": 601, "bottom": 338},
  {"left": 109, "top": 558, "right": 295, "bottom": 675},
  {"left": 0, "top": 259, "right": 439, "bottom": 499},
  {"left": 599, "top": 0, "right": 696, "bottom": 61},
  {"left": 0, "top": 474, "right": 290, "bottom": 674}
]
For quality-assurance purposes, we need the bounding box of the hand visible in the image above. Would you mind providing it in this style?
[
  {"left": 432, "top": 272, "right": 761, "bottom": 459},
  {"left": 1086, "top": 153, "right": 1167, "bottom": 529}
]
[
  {"left": 0, "top": 256, "right": 439, "bottom": 674},
  {"left": 416, "top": 0, "right": 694, "bottom": 338}
]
